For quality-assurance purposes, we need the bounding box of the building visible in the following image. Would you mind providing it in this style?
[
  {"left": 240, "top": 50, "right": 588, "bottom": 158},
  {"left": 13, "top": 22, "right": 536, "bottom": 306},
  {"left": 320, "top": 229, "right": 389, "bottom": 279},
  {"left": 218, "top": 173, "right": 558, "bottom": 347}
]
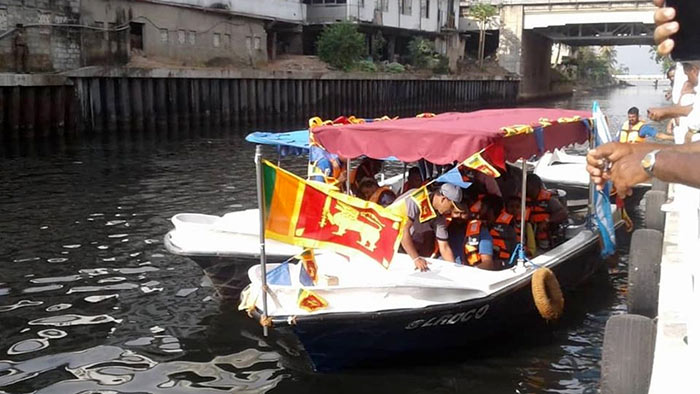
[{"left": 0, "top": 0, "right": 464, "bottom": 73}]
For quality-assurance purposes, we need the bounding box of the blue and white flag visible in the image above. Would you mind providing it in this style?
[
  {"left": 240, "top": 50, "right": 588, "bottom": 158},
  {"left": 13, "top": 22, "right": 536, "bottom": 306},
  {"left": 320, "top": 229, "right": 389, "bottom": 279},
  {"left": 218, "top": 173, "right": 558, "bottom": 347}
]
[{"left": 592, "top": 101, "right": 616, "bottom": 258}]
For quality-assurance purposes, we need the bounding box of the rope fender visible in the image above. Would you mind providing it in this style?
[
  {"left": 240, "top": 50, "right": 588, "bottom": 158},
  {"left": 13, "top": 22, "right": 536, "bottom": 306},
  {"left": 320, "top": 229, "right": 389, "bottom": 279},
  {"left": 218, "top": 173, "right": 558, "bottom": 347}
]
[{"left": 531, "top": 267, "right": 565, "bottom": 321}]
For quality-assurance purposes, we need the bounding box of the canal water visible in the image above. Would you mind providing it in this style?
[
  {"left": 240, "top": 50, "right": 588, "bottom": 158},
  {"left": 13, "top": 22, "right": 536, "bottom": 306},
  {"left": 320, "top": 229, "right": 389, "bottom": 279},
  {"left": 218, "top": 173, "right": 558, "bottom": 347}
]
[{"left": 0, "top": 83, "right": 668, "bottom": 393}]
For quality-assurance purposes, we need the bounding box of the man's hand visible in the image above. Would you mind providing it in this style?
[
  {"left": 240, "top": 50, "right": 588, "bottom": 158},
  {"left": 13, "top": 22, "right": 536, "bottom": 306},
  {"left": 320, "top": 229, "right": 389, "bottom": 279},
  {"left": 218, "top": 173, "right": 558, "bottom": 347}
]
[
  {"left": 648, "top": 107, "right": 669, "bottom": 121},
  {"left": 586, "top": 143, "right": 636, "bottom": 190},
  {"left": 414, "top": 257, "right": 430, "bottom": 272},
  {"left": 608, "top": 149, "right": 651, "bottom": 197},
  {"left": 653, "top": 0, "right": 679, "bottom": 56}
]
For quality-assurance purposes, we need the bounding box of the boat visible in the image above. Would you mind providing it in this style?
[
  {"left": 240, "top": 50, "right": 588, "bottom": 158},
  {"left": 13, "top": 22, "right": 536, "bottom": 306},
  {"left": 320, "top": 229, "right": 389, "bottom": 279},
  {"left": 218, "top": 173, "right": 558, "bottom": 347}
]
[{"left": 239, "top": 108, "right": 624, "bottom": 371}]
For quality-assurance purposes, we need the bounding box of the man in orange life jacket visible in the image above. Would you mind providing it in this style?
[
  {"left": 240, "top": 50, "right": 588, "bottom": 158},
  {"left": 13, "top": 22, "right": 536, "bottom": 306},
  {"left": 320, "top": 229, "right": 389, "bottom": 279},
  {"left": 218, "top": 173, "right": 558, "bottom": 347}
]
[
  {"left": 506, "top": 196, "right": 536, "bottom": 256},
  {"left": 358, "top": 177, "right": 397, "bottom": 207},
  {"left": 400, "top": 183, "right": 466, "bottom": 272},
  {"left": 350, "top": 158, "right": 382, "bottom": 194},
  {"left": 401, "top": 167, "right": 424, "bottom": 194},
  {"left": 462, "top": 195, "right": 510, "bottom": 270},
  {"left": 525, "top": 174, "right": 567, "bottom": 250},
  {"left": 619, "top": 107, "right": 673, "bottom": 143}
]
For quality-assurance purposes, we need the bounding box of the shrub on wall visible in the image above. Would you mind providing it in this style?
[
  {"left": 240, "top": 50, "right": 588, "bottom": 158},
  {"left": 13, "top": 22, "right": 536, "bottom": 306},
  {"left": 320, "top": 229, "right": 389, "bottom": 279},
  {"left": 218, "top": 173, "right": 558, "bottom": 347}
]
[{"left": 316, "top": 22, "right": 367, "bottom": 71}]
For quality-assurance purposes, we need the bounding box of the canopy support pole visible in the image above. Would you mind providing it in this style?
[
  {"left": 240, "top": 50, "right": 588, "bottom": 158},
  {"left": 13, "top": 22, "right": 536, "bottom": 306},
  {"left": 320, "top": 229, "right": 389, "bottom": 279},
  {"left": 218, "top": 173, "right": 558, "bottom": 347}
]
[
  {"left": 254, "top": 145, "right": 269, "bottom": 337},
  {"left": 346, "top": 158, "right": 351, "bottom": 195},
  {"left": 519, "top": 159, "right": 528, "bottom": 266},
  {"left": 402, "top": 162, "right": 407, "bottom": 192},
  {"left": 587, "top": 126, "right": 596, "bottom": 221}
]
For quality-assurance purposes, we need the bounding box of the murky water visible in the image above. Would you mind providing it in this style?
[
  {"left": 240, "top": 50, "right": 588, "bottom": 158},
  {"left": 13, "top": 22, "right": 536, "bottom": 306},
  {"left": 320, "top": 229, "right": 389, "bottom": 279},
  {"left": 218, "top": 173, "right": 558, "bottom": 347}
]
[{"left": 0, "top": 83, "right": 668, "bottom": 393}]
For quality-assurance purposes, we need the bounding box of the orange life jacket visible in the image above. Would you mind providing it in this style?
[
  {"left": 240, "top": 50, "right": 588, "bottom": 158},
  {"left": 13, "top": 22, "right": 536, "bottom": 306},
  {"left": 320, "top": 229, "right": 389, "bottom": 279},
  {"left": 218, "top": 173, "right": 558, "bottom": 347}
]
[
  {"left": 619, "top": 120, "right": 646, "bottom": 144},
  {"left": 528, "top": 189, "right": 553, "bottom": 249},
  {"left": 350, "top": 161, "right": 376, "bottom": 190},
  {"left": 369, "top": 186, "right": 395, "bottom": 206},
  {"left": 490, "top": 210, "right": 514, "bottom": 260},
  {"left": 512, "top": 207, "right": 531, "bottom": 243},
  {"left": 469, "top": 194, "right": 486, "bottom": 214},
  {"left": 464, "top": 219, "right": 483, "bottom": 266}
]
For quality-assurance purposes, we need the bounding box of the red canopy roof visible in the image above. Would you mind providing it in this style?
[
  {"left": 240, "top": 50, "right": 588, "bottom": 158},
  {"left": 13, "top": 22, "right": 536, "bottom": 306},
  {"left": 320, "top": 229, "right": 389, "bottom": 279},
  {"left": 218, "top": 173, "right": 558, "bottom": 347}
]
[{"left": 311, "top": 108, "right": 592, "bottom": 164}]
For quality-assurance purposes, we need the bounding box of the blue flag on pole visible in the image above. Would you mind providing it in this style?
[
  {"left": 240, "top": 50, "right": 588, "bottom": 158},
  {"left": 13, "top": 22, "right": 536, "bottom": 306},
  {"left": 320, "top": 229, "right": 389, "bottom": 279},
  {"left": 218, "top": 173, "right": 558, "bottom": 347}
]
[{"left": 592, "top": 101, "right": 616, "bottom": 259}]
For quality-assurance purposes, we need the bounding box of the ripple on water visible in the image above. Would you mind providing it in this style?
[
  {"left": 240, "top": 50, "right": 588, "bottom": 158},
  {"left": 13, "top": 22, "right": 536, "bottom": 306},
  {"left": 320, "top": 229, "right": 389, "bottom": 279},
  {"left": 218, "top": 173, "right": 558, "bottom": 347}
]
[
  {"left": 28, "top": 314, "right": 122, "bottom": 327},
  {"left": 84, "top": 294, "right": 119, "bottom": 303},
  {"left": 7, "top": 338, "right": 49, "bottom": 355},
  {"left": 45, "top": 304, "right": 72, "bottom": 312},
  {"left": 0, "top": 300, "right": 43, "bottom": 312},
  {"left": 22, "top": 284, "right": 64, "bottom": 294}
]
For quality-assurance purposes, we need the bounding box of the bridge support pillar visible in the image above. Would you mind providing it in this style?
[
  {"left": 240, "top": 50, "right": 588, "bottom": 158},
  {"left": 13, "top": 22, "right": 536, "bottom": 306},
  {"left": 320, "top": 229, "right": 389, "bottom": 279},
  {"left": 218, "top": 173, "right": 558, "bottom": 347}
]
[{"left": 498, "top": 5, "right": 524, "bottom": 77}]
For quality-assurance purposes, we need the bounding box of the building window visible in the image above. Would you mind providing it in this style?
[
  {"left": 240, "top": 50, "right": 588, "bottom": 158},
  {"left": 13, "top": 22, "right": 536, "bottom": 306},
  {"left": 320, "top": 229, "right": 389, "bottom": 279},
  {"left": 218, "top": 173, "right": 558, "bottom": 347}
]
[
  {"left": 254, "top": 36, "right": 261, "bottom": 51},
  {"left": 246, "top": 36, "right": 252, "bottom": 50},
  {"left": 400, "top": 0, "right": 411, "bottom": 16},
  {"left": 213, "top": 33, "right": 221, "bottom": 47},
  {"left": 223, "top": 33, "right": 231, "bottom": 49},
  {"left": 188, "top": 31, "right": 196, "bottom": 45},
  {"left": 160, "top": 29, "right": 168, "bottom": 43},
  {"left": 380, "top": 0, "right": 388, "bottom": 12},
  {"left": 129, "top": 22, "right": 144, "bottom": 50},
  {"left": 177, "top": 29, "right": 185, "bottom": 44},
  {"left": 420, "top": 0, "right": 429, "bottom": 18}
]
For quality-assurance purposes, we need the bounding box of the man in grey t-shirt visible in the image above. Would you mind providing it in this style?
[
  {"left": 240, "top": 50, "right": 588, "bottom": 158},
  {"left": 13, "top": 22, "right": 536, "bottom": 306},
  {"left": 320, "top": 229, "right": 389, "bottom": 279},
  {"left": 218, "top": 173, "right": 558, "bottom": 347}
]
[{"left": 400, "top": 183, "right": 465, "bottom": 271}]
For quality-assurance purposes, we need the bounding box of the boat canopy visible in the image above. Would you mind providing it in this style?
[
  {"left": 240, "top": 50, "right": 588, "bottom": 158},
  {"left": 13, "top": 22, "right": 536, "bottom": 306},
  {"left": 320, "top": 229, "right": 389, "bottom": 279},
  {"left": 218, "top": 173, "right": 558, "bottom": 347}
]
[
  {"left": 310, "top": 108, "right": 592, "bottom": 164},
  {"left": 245, "top": 130, "right": 309, "bottom": 156}
]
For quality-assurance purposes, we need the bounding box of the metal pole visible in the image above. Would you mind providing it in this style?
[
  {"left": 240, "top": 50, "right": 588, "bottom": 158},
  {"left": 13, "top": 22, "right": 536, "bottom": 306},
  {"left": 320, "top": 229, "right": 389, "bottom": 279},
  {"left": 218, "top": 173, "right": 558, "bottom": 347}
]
[
  {"left": 402, "top": 162, "right": 407, "bottom": 192},
  {"left": 519, "top": 159, "right": 528, "bottom": 264},
  {"left": 346, "top": 158, "right": 351, "bottom": 195},
  {"left": 587, "top": 123, "right": 596, "bottom": 220},
  {"left": 254, "top": 145, "right": 269, "bottom": 337}
]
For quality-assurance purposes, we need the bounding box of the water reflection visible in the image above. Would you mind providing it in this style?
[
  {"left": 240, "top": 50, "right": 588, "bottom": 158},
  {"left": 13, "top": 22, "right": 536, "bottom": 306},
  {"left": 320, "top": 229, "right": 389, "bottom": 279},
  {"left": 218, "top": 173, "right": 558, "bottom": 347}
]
[{"left": 0, "top": 85, "right": 668, "bottom": 393}]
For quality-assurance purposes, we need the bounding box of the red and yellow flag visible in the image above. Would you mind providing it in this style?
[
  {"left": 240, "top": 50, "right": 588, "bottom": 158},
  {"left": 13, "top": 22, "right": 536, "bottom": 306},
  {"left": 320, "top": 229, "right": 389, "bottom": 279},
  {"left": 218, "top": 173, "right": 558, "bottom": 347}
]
[
  {"left": 262, "top": 161, "right": 406, "bottom": 268},
  {"left": 460, "top": 143, "right": 505, "bottom": 178},
  {"left": 297, "top": 289, "right": 328, "bottom": 312}
]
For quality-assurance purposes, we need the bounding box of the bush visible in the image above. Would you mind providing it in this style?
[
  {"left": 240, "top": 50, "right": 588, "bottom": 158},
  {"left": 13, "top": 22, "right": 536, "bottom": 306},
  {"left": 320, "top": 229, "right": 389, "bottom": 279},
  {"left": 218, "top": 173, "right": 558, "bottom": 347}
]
[
  {"left": 433, "top": 55, "right": 450, "bottom": 74},
  {"left": 354, "top": 59, "right": 378, "bottom": 72},
  {"left": 316, "top": 22, "right": 367, "bottom": 71},
  {"left": 407, "top": 37, "right": 435, "bottom": 69},
  {"left": 382, "top": 62, "right": 405, "bottom": 73}
]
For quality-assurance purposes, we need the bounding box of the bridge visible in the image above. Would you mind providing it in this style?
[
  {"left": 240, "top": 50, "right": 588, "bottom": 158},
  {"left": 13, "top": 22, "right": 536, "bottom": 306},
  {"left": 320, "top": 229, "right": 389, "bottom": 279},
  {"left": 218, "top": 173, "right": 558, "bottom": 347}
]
[
  {"left": 614, "top": 74, "right": 667, "bottom": 82},
  {"left": 460, "top": 0, "right": 656, "bottom": 99}
]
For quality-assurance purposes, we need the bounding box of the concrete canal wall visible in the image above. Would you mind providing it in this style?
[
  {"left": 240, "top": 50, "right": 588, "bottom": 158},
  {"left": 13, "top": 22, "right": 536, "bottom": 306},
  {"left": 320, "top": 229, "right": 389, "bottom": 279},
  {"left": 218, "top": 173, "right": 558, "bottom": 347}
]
[{"left": 0, "top": 69, "right": 519, "bottom": 137}]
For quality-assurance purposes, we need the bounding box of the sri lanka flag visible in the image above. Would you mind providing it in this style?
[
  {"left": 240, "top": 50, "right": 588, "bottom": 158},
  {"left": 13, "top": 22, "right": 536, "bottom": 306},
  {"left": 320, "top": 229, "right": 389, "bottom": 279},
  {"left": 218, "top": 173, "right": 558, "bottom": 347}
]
[{"left": 262, "top": 160, "right": 406, "bottom": 268}]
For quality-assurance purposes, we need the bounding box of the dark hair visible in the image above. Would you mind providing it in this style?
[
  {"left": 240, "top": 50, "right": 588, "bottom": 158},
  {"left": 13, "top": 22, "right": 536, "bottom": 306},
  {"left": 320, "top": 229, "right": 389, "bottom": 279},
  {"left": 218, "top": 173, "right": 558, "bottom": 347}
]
[
  {"left": 358, "top": 177, "right": 378, "bottom": 190},
  {"left": 627, "top": 107, "right": 639, "bottom": 116},
  {"left": 481, "top": 195, "right": 504, "bottom": 215},
  {"left": 667, "top": 67, "right": 675, "bottom": 79},
  {"left": 408, "top": 166, "right": 422, "bottom": 178},
  {"left": 526, "top": 173, "right": 543, "bottom": 190}
]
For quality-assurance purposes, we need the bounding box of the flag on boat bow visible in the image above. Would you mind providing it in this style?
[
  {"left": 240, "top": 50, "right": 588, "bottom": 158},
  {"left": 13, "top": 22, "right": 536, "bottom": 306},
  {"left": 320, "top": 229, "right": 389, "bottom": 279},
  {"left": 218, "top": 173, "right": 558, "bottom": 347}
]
[{"left": 262, "top": 160, "right": 406, "bottom": 268}]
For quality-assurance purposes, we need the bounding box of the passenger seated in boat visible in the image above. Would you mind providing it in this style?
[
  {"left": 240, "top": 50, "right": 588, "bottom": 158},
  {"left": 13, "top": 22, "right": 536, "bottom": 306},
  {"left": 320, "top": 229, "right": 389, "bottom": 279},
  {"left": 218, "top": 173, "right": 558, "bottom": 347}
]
[
  {"left": 350, "top": 158, "right": 382, "bottom": 194},
  {"left": 401, "top": 167, "right": 424, "bottom": 194},
  {"left": 309, "top": 149, "right": 347, "bottom": 188},
  {"left": 358, "top": 177, "right": 397, "bottom": 207},
  {"left": 506, "top": 196, "right": 536, "bottom": 257},
  {"left": 525, "top": 174, "right": 568, "bottom": 250},
  {"left": 463, "top": 195, "right": 507, "bottom": 271},
  {"left": 400, "top": 183, "right": 466, "bottom": 272}
]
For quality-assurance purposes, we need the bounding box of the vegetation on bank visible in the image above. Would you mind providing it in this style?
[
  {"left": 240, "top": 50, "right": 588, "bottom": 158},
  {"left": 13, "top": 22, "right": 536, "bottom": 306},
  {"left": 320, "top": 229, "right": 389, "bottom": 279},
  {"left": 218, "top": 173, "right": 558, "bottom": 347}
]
[
  {"left": 555, "top": 46, "right": 626, "bottom": 87},
  {"left": 316, "top": 22, "right": 449, "bottom": 75}
]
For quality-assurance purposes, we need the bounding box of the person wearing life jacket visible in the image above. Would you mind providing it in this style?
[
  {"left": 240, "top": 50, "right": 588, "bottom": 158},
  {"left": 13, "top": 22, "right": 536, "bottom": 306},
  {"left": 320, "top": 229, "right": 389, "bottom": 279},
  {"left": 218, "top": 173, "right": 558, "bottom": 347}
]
[
  {"left": 619, "top": 107, "right": 647, "bottom": 144},
  {"left": 401, "top": 167, "right": 424, "bottom": 194},
  {"left": 350, "top": 158, "right": 382, "bottom": 194},
  {"left": 400, "top": 183, "right": 467, "bottom": 272},
  {"left": 358, "top": 177, "right": 397, "bottom": 207},
  {"left": 525, "top": 174, "right": 568, "bottom": 251},
  {"left": 308, "top": 146, "right": 347, "bottom": 188},
  {"left": 462, "top": 195, "right": 504, "bottom": 270},
  {"left": 506, "top": 196, "right": 536, "bottom": 257},
  {"left": 490, "top": 207, "right": 517, "bottom": 262}
]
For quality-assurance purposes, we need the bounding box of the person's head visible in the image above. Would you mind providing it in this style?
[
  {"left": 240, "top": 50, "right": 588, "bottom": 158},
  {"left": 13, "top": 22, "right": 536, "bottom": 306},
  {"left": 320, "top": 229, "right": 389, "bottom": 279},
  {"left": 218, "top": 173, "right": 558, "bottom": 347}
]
[
  {"left": 667, "top": 66, "right": 676, "bottom": 82},
  {"left": 627, "top": 107, "right": 640, "bottom": 126},
  {"left": 407, "top": 167, "right": 422, "bottom": 187},
  {"left": 506, "top": 196, "right": 521, "bottom": 216},
  {"left": 364, "top": 158, "right": 382, "bottom": 173},
  {"left": 525, "top": 174, "right": 544, "bottom": 200},
  {"left": 683, "top": 62, "right": 700, "bottom": 87},
  {"left": 433, "top": 183, "right": 465, "bottom": 216},
  {"left": 358, "top": 177, "right": 379, "bottom": 199},
  {"left": 480, "top": 195, "right": 504, "bottom": 225}
]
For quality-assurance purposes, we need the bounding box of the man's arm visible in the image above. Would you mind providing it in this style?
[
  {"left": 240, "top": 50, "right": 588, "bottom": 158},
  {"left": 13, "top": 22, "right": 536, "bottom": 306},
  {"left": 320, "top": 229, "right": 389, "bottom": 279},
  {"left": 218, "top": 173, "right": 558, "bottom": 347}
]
[
  {"left": 437, "top": 240, "right": 455, "bottom": 263},
  {"left": 648, "top": 105, "right": 693, "bottom": 121},
  {"left": 653, "top": 150, "right": 700, "bottom": 189},
  {"left": 400, "top": 218, "right": 429, "bottom": 272}
]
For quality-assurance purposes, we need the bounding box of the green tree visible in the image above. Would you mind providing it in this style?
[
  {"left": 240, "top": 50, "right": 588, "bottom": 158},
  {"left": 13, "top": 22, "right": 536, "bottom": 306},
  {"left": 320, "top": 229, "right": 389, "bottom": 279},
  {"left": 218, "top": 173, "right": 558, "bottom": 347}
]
[
  {"left": 316, "top": 22, "right": 367, "bottom": 71},
  {"left": 468, "top": 2, "right": 499, "bottom": 68},
  {"left": 648, "top": 46, "right": 674, "bottom": 73},
  {"left": 407, "top": 37, "right": 435, "bottom": 68}
]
